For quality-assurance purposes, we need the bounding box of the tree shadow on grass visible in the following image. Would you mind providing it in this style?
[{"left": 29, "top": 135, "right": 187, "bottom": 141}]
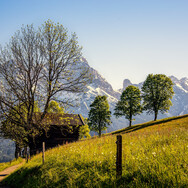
[
  {"left": 48, "top": 168, "right": 187, "bottom": 188},
  {"left": 1, "top": 166, "right": 41, "bottom": 188},
  {"left": 1, "top": 161, "right": 187, "bottom": 188}
]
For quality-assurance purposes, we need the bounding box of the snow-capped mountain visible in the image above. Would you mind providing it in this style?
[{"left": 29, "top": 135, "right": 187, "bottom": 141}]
[
  {"left": 73, "top": 58, "right": 188, "bottom": 132},
  {"left": 72, "top": 58, "right": 125, "bottom": 132},
  {"left": 169, "top": 76, "right": 188, "bottom": 116}
]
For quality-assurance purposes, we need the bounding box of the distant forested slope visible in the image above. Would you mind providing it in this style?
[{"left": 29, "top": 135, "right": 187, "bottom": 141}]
[{"left": 0, "top": 138, "right": 15, "bottom": 163}]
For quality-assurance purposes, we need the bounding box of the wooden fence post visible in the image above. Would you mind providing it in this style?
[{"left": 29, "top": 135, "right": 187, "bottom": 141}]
[
  {"left": 116, "top": 135, "right": 122, "bottom": 179},
  {"left": 26, "top": 152, "right": 28, "bottom": 163},
  {"left": 42, "top": 142, "right": 45, "bottom": 165}
]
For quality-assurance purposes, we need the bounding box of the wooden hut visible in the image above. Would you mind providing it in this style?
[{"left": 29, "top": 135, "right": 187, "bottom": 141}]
[{"left": 29, "top": 113, "right": 85, "bottom": 155}]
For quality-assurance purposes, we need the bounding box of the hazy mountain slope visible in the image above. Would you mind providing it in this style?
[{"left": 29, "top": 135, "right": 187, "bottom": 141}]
[
  {"left": 0, "top": 138, "right": 15, "bottom": 162},
  {"left": 73, "top": 58, "right": 125, "bottom": 132}
]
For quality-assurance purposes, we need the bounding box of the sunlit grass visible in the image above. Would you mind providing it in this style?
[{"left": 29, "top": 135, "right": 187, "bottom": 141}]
[
  {"left": 0, "top": 158, "right": 23, "bottom": 172},
  {"left": 3, "top": 115, "right": 188, "bottom": 187}
]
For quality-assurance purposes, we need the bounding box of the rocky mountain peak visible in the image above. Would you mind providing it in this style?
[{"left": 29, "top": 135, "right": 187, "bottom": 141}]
[
  {"left": 180, "top": 77, "right": 188, "bottom": 91},
  {"left": 80, "top": 58, "right": 120, "bottom": 98},
  {"left": 169, "top": 75, "right": 179, "bottom": 84},
  {"left": 123, "top": 79, "right": 132, "bottom": 90},
  {"left": 180, "top": 77, "right": 188, "bottom": 83}
]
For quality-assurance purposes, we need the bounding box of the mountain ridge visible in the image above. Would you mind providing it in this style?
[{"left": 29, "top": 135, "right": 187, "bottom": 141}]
[{"left": 73, "top": 58, "right": 188, "bottom": 132}]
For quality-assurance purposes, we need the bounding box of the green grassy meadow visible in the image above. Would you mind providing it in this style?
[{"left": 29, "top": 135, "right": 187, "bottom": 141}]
[{"left": 2, "top": 115, "right": 188, "bottom": 187}]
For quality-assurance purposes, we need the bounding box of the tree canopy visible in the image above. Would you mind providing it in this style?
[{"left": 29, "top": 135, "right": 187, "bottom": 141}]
[
  {"left": 88, "top": 95, "right": 111, "bottom": 137},
  {"left": 46, "top": 100, "right": 64, "bottom": 114},
  {"left": 141, "top": 74, "right": 174, "bottom": 121},
  {"left": 0, "top": 20, "right": 90, "bottom": 147},
  {"left": 0, "top": 102, "right": 41, "bottom": 147},
  {"left": 79, "top": 118, "right": 91, "bottom": 140},
  {"left": 114, "top": 85, "right": 142, "bottom": 127}
]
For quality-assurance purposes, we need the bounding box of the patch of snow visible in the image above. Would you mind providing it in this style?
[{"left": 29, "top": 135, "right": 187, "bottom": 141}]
[{"left": 175, "top": 84, "right": 188, "bottom": 93}]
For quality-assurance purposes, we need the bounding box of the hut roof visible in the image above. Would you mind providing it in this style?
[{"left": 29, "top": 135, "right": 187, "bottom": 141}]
[{"left": 34, "top": 113, "right": 85, "bottom": 126}]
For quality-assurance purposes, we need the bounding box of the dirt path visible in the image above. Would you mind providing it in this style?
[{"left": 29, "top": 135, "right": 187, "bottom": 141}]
[{"left": 0, "top": 161, "right": 24, "bottom": 188}]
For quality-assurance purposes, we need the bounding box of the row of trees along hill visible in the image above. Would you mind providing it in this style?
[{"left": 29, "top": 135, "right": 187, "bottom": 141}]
[
  {"left": 0, "top": 20, "right": 91, "bottom": 156},
  {"left": 88, "top": 74, "right": 174, "bottom": 136}
]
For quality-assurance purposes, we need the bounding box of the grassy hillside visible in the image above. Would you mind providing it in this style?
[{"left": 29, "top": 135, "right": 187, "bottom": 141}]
[{"left": 2, "top": 115, "right": 188, "bottom": 188}]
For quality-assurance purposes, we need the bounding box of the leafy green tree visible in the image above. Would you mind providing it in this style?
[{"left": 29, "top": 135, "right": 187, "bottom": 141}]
[
  {"left": 46, "top": 100, "right": 64, "bottom": 114},
  {"left": 114, "top": 86, "right": 142, "bottom": 127},
  {"left": 0, "top": 102, "right": 41, "bottom": 158},
  {"left": 0, "top": 102, "right": 41, "bottom": 145},
  {"left": 79, "top": 119, "right": 91, "bottom": 139},
  {"left": 88, "top": 96, "right": 111, "bottom": 137},
  {"left": 142, "top": 74, "right": 174, "bottom": 121}
]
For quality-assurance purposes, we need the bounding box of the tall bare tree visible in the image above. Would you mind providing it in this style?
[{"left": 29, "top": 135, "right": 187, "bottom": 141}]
[{"left": 0, "top": 20, "right": 91, "bottom": 148}]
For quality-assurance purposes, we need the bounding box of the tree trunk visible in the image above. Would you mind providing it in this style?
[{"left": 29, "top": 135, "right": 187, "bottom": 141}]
[
  {"left": 129, "top": 113, "right": 132, "bottom": 127},
  {"left": 98, "top": 122, "right": 102, "bottom": 137},
  {"left": 99, "top": 128, "right": 101, "bottom": 137},
  {"left": 129, "top": 119, "right": 132, "bottom": 127},
  {"left": 154, "top": 111, "right": 158, "bottom": 121},
  {"left": 15, "top": 143, "right": 20, "bottom": 159},
  {"left": 23, "top": 146, "right": 27, "bottom": 158}
]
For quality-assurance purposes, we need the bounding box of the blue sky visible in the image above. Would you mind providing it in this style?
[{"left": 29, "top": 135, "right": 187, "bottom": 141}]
[{"left": 0, "top": 0, "right": 188, "bottom": 89}]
